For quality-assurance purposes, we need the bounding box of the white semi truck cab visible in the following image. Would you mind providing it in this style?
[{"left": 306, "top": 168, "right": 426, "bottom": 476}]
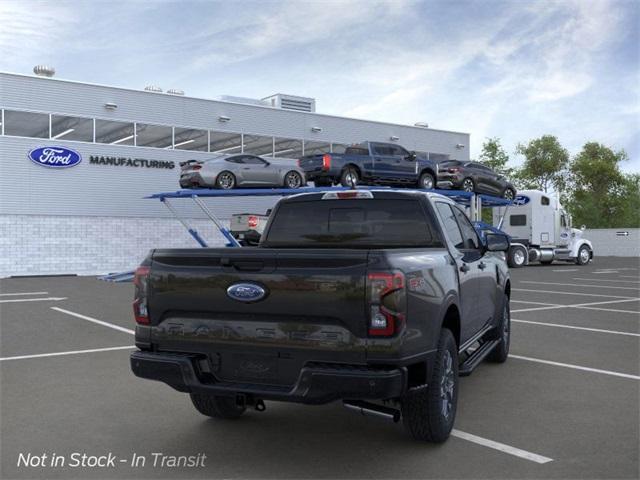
[{"left": 493, "top": 190, "right": 593, "bottom": 268}]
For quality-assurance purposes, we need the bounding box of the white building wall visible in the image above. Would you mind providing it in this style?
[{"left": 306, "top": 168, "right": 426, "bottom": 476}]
[
  {"left": 584, "top": 228, "right": 640, "bottom": 257},
  {"left": 0, "top": 215, "right": 228, "bottom": 278}
]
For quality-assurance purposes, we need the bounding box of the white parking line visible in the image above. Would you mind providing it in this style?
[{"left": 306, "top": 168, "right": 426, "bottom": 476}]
[
  {"left": 0, "top": 346, "right": 135, "bottom": 362},
  {"left": 452, "top": 429, "right": 553, "bottom": 464},
  {"left": 593, "top": 271, "right": 620, "bottom": 274},
  {"left": 512, "top": 319, "right": 640, "bottom": 337},
  {"left": 572, "top": 278, "right": 640, "bottom": 284},
  {"left": 510, "top": 355, "right": 640, "bottom": 380},
  {"left": 513, "top": 288, "right": 637, "bottom": 299},
  {"left": 511, "top": 297, "right": 640, "bottom": 313},
  {"left": 520, "top": 281, "right": 640, "bottom": 291},
  {"left": 0, "top": 297, "right": 67, "bottom": 304},
  {"left": 510, "top": 300, "right": 560, "bottom": 306},
  {"left": 552, "top": 269, "right": 579, "bottom": 272},
  {"left": 620, "top": 275, "right": 640, "bottom": 279},
  {"left": 51, "top": 307, "right": 135, "bottom": 335},
  {"left": 576, "top": 306, "right": 640, "bottom": 315},
  {"left": 0, "top": 291, "right": 49, "bottom": 296}
]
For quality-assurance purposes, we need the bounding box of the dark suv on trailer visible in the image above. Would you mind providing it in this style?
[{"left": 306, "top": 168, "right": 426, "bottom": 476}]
[{"left": 437, "top": 160, "right": 516, "bottom": 200}]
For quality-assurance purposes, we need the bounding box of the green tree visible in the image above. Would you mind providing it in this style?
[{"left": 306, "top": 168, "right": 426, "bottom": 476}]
[
  {"left": 479, "top": 137, "right": 512, "bottom": 176},
  {"left": 565, "top": 142, "right": 638, "bottom": 228},
  {"left": 515, "top": 135, "right": 569, "bottom": 193}
]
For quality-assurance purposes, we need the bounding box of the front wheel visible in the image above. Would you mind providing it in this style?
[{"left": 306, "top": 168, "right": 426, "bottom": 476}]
[
  {"left": 418, "top": 172, "right": 435, "bottom": 190},
  {"left": 503, "top": 188, "right": 516, "bottom": 201},
  {"left": 508, "top": 245, "right": 527, "bottom": 268},
  {"left": 190, "top": 393, "right": 246, "bottom": 419},
  {"left": 487, "top": 295, "right": 510, "bottom": 363},
  {"left": 576, "top": 245, "right": 591, "bottom": 265},
  {"left": 401, "top": 328, "right": 458, "bottom": 442},
  {"left": 284, "top": 170, "right": 303, "bottom": 189},
  {"left": 461, "top": 177, "right": 475, "bottom": 192}
]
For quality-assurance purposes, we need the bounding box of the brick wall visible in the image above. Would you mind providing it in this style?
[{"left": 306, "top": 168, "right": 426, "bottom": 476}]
[{"left": 0, "top": 215, "right": 228, "bottom": 277}]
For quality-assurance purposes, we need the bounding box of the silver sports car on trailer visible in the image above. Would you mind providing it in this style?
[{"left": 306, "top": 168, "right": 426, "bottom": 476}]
[{"left": 179, "top": 154, "right": 306, "bottom": 189}]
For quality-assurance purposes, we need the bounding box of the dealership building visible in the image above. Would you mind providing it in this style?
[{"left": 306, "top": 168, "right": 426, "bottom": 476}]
[{"left": 0, "top": 69, "right": 470, "bottom": 277}]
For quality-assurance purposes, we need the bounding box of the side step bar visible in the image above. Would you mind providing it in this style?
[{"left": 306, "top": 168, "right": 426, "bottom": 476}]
[
  {"left": 458, "top": 339, "right": 500, "bottom": 376},
  {"left": 343, "top": 400, "right": 401, "bottom": 423}
]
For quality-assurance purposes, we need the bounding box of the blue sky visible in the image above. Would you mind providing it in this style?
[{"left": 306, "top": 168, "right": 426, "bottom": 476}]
[{"left": 1, "top": 0, "right": 638, "bottom": 172}]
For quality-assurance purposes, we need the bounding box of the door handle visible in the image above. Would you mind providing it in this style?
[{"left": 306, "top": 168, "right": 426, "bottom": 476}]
[
  {"left": 243, "top": 167, "right": 251, "bottom": 170},
  {"left": 478, "top": 261, "right": 487, "bottom": 270},
  {"left": 460, "top": 263, "right": 470, "bottom": 273}
]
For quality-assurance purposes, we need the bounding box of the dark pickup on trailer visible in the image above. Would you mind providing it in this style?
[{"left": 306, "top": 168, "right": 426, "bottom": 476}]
[
  {"left": 130, "top": 189, "right": 511, "bottom": 442},
  {"left": 298, "top": 141, "right": 443, "bottom": 190}
]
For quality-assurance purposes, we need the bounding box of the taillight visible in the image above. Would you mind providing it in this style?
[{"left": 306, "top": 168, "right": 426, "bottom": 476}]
[
  {"left": 322, "top": 154, "right": 332, "bottom": 171},
  {"left": 248, "top": 215, "right": 259, "bottom": 229},
  {"left": 367, "top": 272, "right": 405, "bottom": 336},
  {"left": 448, "top": 167, "right": 460, "bottom": 173},
  {"left": 192, "top": 165, "right": 202, "bottom": 170},
  {"left": 297, "top": 159, "right": 301, "bottom": 167},
  {"left": 133, "top": 266, "right": 150, "bottom": 325}
]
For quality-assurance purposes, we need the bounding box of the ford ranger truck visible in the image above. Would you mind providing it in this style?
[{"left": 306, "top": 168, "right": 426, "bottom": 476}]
[
  {"left": 298, "top": 142, "right": 442, "bottom": 190},
  {"left": 131, "top": 190, "right": 511, "bottom": 442}
]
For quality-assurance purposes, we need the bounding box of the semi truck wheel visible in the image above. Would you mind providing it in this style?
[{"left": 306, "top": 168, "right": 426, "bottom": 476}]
[
  {"left": 190, "top": 393, "right": 246, "bottom": 419},
  {"left": 507, "top": 245, "right": 527, "bottom": 268},
  {"left": 576, "top": 245, "right": 591, "bottom": 265},
  {"left": 401, "top": 328, "right": 458, "bottom": 442},
  {"left": 487, "top": 295, "right": 510, "bottom": 363}
]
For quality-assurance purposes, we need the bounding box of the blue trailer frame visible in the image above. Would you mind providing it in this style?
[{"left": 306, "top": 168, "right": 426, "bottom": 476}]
[{"left": 100, "top": 187, "right": 511, "bottom": 282}]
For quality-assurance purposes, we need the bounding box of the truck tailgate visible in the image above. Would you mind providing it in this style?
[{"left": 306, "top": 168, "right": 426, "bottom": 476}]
[{"left": 148, "top": 248, "right": 368, "bottom": 386}]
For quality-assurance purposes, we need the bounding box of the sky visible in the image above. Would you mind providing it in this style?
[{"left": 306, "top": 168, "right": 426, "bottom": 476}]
[{"left": 1, "top": 0, "right": 638, "bottom": 172}]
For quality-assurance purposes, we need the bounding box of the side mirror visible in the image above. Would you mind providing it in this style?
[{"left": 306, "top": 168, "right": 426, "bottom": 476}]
[
  {"left": 407, "top": 151, "right": 417, "bottom": 161},
  {"left": 581, "top": 225, "right": 586, "bottom": 231},
  {"left": 264, "top": 161, "right": 270, "bottom": 167},
  {"left": 485, "top": 233, "right": 509, "bottom": 252}
]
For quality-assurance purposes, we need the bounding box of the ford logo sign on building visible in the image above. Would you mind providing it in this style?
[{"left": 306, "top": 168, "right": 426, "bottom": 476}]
[
  {"left": 226, "top": 283, "right": 267, "bottom": 303},
  {"left": 28, "top": 146, "right": 82, "bottom": 168}
]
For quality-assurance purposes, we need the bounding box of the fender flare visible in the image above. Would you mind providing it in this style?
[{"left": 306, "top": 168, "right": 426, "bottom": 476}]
[{"left": 570, "top": 238, "right": 593, "bottom": 258}]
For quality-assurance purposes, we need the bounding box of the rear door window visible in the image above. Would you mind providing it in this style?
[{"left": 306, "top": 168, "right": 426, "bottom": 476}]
[{"left": 435, "top": 203, "right": 465, "bottom": 249}]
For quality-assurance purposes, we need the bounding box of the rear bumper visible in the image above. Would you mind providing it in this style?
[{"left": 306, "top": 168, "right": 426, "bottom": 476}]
[{"left": 131, "top": 351, "right": 406, "bottom": 404}]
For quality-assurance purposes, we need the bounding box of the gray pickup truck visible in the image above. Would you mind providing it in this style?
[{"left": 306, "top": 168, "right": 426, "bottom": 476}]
[{"left": 131, "top": 189, "right": 511, "bottom": 442}]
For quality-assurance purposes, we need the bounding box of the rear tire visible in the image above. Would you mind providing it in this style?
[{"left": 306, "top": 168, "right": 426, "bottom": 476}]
[
  {"left": 340, "top": 167, "right": 359, "bottom": 187},
  {"left": 401, "top": 328, "right": 458, "bottom": 442},
  {"left": 190, "top": 393, "right": 246, "bottom": 419},
  {"left": 487, "top": 295, "right": 510, "bottom": 363},
  {"left": 216, "top": 171, "right": 236, "bottom": 189},
  {"left": 418, "top": 172, "right": 435, "bottom": 190},
  {"left": 507, "top": 245, "right": 527, "bottom": 268}
]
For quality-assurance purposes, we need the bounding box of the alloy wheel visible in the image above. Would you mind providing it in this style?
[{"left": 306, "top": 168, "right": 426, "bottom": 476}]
[
  {"left": 462, "top": 179, "right": 474, "bottom": 192},
  {"left": 218, "top": 172, "right": 235, "bottom": 189},
  {"left": 286, "top": 172, "right": 302, "bottom": 188},
  {"left": 440, "top": 350, "right": 455, "bottom": 419}
]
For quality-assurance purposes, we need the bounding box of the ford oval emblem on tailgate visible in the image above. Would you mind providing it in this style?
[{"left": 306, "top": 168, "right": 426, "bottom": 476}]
[{"left": 227, "top": 283, "right": 267, "bottom": 302}]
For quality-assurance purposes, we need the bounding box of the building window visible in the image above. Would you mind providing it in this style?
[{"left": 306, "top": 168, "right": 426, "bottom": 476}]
[
  {"left": 273, "top": 137, "right": 303, "bottom": 159},
  {"left": 303, "top": 140, "right": 331, "bottom": 155},
  {"left": 331, "top": 143, "right": 348, "bottom": 154},
  {"left": 95, "top": 119, "right": 135, "bottom": 145},
  {"left": 173, "top": 127, "right": 208, "bottom": 151},
  {"left": 244, "top": 134, "right": 274, "bottom": 156},
  {"left": 51, "top": 114, "right": 93, "bottom": 142},
  {"left": 135, "top": 123, "right": 173, "bottom": 148},
  {"left": 210, "top": 131, "right": 243, "bottom": 154},
  {"left": 3, "top": 110, "right": 49, "bottom": 138}
]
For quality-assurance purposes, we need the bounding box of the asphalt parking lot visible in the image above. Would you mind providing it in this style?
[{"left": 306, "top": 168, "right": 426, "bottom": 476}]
[{"left": 1, "top": 256, "right": 638, "bottom": 479}]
